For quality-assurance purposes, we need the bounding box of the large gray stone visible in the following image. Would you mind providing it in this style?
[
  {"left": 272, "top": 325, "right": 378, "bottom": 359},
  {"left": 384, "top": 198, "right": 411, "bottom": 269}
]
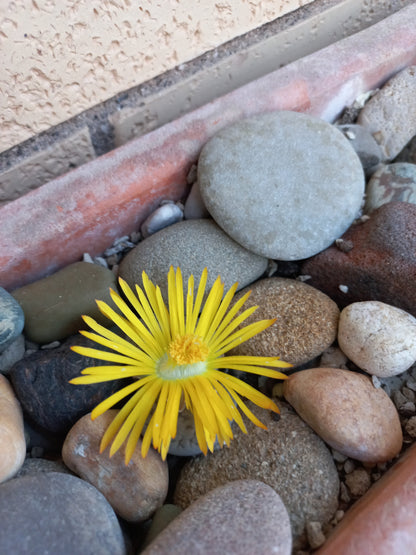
[
  {"left": 144, "top": 480, "right": 292, "bottom": 555},
  {"left": 118, "top": 219, "right": 268, "bottom": 298},
  {"left": 198, "top": 111, "right": 364, "bottom": 260},
  {"left": 0, "top": 472, "right": 126, "bottom": 554}
]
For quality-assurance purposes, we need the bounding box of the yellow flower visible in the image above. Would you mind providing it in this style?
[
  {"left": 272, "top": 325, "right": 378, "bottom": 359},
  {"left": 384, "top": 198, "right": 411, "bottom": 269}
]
[{"left": 70, "top": 266, "right": 291, "bottom": 463}]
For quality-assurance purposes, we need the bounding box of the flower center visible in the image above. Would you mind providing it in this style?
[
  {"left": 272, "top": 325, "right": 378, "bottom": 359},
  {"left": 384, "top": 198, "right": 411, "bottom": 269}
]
[
  {"left": 156, "top": 334, "right": 210, "bottom": 381},
  {"left": 168, "top": 334, "right": 209, "bottom": 365}
]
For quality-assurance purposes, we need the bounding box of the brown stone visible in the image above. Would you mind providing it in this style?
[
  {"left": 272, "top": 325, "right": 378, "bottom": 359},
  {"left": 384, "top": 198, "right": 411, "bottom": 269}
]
[
  {"left": 301, "top": 202, "right": 416, "bottom": 317},
  {"left": 231, "top": 277, "right": 339, "bottom": 366},
  {"left": 62, "top": 410, "right": 169, "bottom": 522},
  {"left": 283, "top": 367, "right": 403, "bottom": 463}
]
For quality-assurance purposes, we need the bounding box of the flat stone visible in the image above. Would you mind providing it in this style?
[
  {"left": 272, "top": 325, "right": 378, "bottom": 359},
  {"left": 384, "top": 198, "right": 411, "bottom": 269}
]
[
  {"left": 12, "top": 261, "right": 117, "bottom": 344},
  {"left": 364, "top": 163, "right": 416, "bottom": 213},
  {"left": 283, "top": 367, "right": 403, "bottom": 462},
  {"left": 231, "top": 277, "right": 339, "bottom": 366},
  {"left": 62, "top": 411, "right": 169, "bottom": 522},
  {"left": 198, "top": 111, "right": 364, "bottom": 260},
  {"left": 9, "top": 334, "right": 120, "bottom": 435},
  {"left": 144, "top": 480, "right": 292, "bottom": 555},
  {"left": 174, "top": 402, "right": 339, "bottom": 547},
  {"left": 0, "top": 472, "right": 126, "bottom": 554},
  {"left": 0, "top": 286, "right": 24, "bottom": 353},
  {"left": 338, "top": 301, "right": 416, "bottom": 377},
  {"left": 358, "top": 66, "right": 416, "bottom": 160},
  {"left": 0, "top": 375, "right": 26, "bottom": 483},
  {"left": 301, "top": 202, "right": 416, "bottom": 317},
  {"left": 118, "top": 219, "right": 268, "bottom": 299}
]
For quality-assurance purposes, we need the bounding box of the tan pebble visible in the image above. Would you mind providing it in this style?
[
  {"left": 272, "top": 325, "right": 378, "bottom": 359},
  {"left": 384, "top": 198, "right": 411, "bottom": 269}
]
[
  {"left": 231, "top": 277, "right": 339, "bottom": 366},
  {"left": 283, "top": 367, "right": 403, "bottom": 462},
  {"left": 345, "top": 469, "right": 371, "bottom": 497},
  {"left": 0, "top": 375, "right": 26, "bottom": 483},
  {"left": 338, "top": 301, "right": 416, "bottom": 377},
  {"left": 62, "top": 410, "right": 168, "bottom": 522}
]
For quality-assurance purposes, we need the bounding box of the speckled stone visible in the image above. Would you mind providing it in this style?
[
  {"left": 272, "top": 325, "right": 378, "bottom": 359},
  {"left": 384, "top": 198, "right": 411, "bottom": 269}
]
[
  {"left": 364, "top": 163, "right": 416, "bottom": 213},
  {"left": 231, "top": 277, "right": 339, "bottom": 366},
  {"left": 283, "top": 368, "right": 403, "bottom": 463},
  {"left": 198, "top": 111, "right": 364, "bottom": 260},
  {"left": 9, "top": 334, "right": 120, "bottom": 435},
  {"left": 0, "top": 286, "right": 24, "bottom": 353},
  {"left": 338, "top": 302, "right": 416, "bottom": 377},
  {"left": 301, "top": 202, "right": 416, "bottom": 316},
  {"left": 144, "top": 480, "right": 292, "bottom": 555},
  {"left": 0, "top": 472, "right": 126, "bottom": 554},
  {"left": 62, "top": 411, "right": 169, "bottom": 522},
  {"left": 174, "top": 402, "right": 339, "bottom": 546},
  {"left": 118, "top": 219, "right": 268, "bottom": 299},
  {"left": 12, "top": 262, "right": 117, "bottom": 344},
  {"left": 358, "top": 66, "right": 416, "bottom": 160}
]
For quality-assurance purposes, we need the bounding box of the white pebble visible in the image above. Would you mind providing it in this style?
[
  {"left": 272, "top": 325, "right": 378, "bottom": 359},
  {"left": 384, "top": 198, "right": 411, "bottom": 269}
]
[
  {"left": 141, "top": 203, "right": 184, "bottom": 238},
  {"left": 338, "top": 301, "right": 416, "bottom": 377},
  {"left": 339, "top": 284, "right": 349, "bottom": 293}
]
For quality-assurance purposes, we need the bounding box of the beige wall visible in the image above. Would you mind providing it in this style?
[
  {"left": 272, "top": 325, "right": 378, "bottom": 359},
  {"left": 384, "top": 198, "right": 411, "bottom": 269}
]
[{"left": 0, "top": 0, "right": 313, "bottom": 153}]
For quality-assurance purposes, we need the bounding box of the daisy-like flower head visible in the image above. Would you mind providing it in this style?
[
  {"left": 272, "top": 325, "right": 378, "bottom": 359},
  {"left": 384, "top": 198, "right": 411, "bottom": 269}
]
[{"left": 70, "top": 266, "right": 291, "bottom": 463}]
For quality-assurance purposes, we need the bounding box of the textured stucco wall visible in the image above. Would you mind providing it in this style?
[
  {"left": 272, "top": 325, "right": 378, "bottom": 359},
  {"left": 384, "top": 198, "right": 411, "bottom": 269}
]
[{"left": 0, "top": 0, "right": 313, "bottom": 153}]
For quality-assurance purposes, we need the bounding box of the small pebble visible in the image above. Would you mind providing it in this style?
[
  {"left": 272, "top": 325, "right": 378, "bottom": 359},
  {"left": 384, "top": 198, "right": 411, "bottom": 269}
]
[
  {"left": 141, "top": 202, "right": 184, "bottom": 238},
  {"left": 343, "top": 459, "right": 355, "bottom": 474},
  {"left": 344, "top": 469, "right": 372, "bottom": 497},
  {"left": 306, "top": 521, "right": 326, "bottom": 549},
  {"left": 405, "top": 416, "right": 416, "bottom": 438}
]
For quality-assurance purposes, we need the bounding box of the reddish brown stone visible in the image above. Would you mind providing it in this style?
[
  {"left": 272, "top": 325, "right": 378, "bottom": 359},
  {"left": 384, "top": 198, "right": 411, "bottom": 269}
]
[
  {"left": 301, "top": 202, "right": 416, "bottom": 317},
  {"left": 317, "top": 442, "right": 416, "bottom": 554}
]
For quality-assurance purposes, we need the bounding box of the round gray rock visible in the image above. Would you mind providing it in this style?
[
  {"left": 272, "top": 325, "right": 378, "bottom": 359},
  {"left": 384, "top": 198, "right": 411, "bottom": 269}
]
[
  {"left": 174, "top": 402, "right": 339, "bottom": 546},
  {"left": 0, "top": 472, "right": 126, "bottom": 554},
  {"left": 198, "top": 111, "right": 364, "bottom": 260},
  {"left": 118, "top": 219, "right": 268, "bottom": 298}
]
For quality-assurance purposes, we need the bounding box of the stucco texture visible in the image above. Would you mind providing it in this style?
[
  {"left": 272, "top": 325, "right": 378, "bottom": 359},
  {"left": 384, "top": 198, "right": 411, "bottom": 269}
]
[{"left": 0, "top": 0, "right": 312, "bottom": 153}]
